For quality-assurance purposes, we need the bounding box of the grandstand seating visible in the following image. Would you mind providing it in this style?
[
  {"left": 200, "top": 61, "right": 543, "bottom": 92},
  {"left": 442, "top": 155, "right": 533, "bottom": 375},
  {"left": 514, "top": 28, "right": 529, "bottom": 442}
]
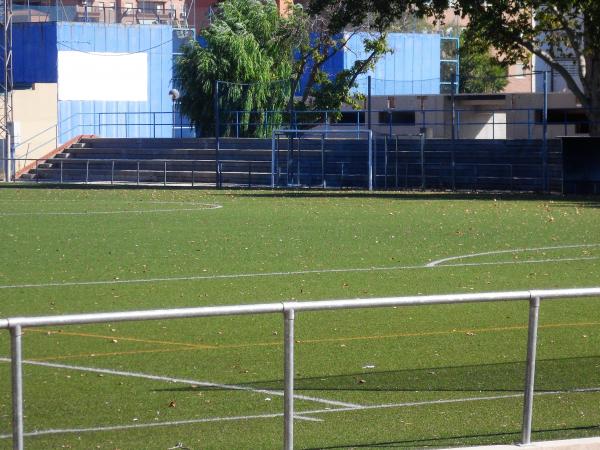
[{"left": 18, "top": 136, "right": 563, "bottom": 192}]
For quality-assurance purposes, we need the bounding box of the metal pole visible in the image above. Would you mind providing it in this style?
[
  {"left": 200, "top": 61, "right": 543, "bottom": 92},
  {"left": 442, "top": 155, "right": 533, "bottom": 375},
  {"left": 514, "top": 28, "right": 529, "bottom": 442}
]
[
  {"left": 283, "top": 308, "right": 295, "bottom": 450},
  {"left": 137, "top": 161, "right": 140, "bottom": 186},
  {"left": 368, "top": 130, "right": 373, "bottom": 191},
  {"left": 542, "top": 71, "right": 549, "bottom": 192},
  {"left": 420, "top": 134, "right": 425, "bottom": 190},
  {"left": 60, "top": 160, "right": 63, "bottom": 184},
  {"left": 321, "top": 133, "right": 325, "bottom": 188},
  {"left": 164, "top": 161, "right": 167, "bottom": 186},
  {"left": 11, "top": 325, "right": 24, "bottom": 450},
  {"left": 214, "top": 80, "right": 221, "bottom": 188},
  {"left": 85, "top": 159, "right": 89, "bottom": 184},
  {"left": 367, "top": 76, "right": 372, "bottom": 131},
  {"left": 450, "top": 73, "right": 456, "bottom": 140},
  {"left": 271, "top": 130, "right": 276, "bottom": 188},
  {"left": 521, "top": 296, "right": 540, "bottom": 445}
]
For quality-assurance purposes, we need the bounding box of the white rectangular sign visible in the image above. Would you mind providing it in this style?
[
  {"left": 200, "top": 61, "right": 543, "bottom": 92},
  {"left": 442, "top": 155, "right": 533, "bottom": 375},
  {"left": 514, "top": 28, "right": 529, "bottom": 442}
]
[{"left": 58, "top": 51, "right": 148, "bottom": 102}]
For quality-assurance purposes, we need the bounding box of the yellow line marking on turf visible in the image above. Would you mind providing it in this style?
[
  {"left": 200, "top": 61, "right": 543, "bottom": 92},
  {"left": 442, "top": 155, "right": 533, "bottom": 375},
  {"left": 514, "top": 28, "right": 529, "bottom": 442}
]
[
  {"left": 27, "top": 328, "right": 217, "bottom": 349},
  {"left": 30, "top": 347, "right": 198, "bottom": 362},
  {"left": 24, "top": 321, "right": 600, "bottom": 362}
]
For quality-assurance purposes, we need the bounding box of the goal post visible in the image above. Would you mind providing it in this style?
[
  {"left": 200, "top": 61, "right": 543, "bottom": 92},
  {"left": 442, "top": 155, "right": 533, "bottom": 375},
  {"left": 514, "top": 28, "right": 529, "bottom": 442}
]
[{"left": 271, "top": 129, "right": 373, "bottom": 191}]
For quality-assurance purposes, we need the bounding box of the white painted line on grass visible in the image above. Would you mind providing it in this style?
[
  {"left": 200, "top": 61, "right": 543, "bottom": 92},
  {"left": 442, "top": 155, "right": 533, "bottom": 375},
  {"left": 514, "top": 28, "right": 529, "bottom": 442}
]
[
  {"left": 2, "top": 386, "right": 599, "bottom": 439},
  {"left": 0, "top": 204, "right": 222, "bottom": 216},
  {"left": 426, "top": 243, "right": 600, "bottom": 267},
  {"left": 1, "top": 244, "right": 598, "bottom": 290},
  {"left": 0, "top": 358, "right": 362, "bottom": 409}
]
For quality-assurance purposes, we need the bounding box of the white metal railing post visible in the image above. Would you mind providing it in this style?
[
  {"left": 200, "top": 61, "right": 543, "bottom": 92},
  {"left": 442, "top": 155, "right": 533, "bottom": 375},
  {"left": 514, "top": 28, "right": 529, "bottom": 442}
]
[
  {"left": 10, "top": 325, "right": 24, "bottom": 450},
  {"left": 522, "top": 295, "right": 540, "bottom": 444},
  {"left": 283, "top": 307, "right": 295, "bottom": 450}
]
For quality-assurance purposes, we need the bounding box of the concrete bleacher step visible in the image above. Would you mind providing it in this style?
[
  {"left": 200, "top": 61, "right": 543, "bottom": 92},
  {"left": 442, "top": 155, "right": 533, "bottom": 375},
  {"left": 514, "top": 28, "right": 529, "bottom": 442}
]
[{"left": 20, "top": 137, "right": 563, "bottom": 191}]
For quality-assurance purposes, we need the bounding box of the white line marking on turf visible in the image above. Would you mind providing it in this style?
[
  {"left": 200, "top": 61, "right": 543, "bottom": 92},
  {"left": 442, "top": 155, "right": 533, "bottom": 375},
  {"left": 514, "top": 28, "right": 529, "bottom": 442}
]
[
  {"left": 2, "top": 386, "right": 599, "bottom": 439},
  {"left": 1, "top": 244, "right": 598, "bottom": 290},
  {"left": 426, "top": 243, "right": 600, "bottom": 267},
  {"left": 0, "top": 358, "right": 361, "bottom": 409},
  {"left": 0, "top": 204, "right": 222, "bottom": 216}
]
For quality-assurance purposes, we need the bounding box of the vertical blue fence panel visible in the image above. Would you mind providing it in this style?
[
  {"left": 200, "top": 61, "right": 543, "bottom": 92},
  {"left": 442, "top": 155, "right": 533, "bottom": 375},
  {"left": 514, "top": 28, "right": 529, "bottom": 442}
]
[
  {"left": 348, "top": 33, "right": 441, "bottom": 96},
  {"left": 57, "top": 23, "right": 173, "bottom": 143}
]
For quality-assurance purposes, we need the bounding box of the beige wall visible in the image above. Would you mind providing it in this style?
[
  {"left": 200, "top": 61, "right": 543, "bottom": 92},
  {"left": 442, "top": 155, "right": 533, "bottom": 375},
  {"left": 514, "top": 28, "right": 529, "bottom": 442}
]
[
  {"left": 344, "top": 92, "right": 584, "bottom": 139},
  {"left": 13, "top": 83, "right": 58, "bottom": 171}
]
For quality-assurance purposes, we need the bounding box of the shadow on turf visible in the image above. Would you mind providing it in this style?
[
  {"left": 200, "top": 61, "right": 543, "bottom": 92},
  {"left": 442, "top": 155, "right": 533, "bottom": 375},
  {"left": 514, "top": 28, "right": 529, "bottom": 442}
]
[
  {"left": 5, "top": 184, "right": 600, "bottom": 208},
  {"left": 155, "top": 356, "right": 600, "bottom": 394},
  {"left": 300, "top": 424, "right": 600, "bottom": 449},
  {"left": 210, "top": 190, "right": 600, "bottom": 208}
]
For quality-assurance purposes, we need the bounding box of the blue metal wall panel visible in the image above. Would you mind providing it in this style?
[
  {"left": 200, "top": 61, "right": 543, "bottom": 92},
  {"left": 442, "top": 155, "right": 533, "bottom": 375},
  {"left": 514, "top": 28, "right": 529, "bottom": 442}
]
[
  {"left": 297, "top": 33, "right": 345, "bottom": 95},
  {"left": 347, "top": 33, "right": 441, "bottom": 95},
  {"left": 57, "top": 23, "right": 173, "bottom": 142},
  {"left": 1, "top": 23, "right": 58, "bottom": 84}
]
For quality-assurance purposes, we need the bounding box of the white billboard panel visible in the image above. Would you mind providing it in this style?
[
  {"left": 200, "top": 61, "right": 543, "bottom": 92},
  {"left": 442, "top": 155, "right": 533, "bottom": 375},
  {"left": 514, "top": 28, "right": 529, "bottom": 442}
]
[{"left": 58, "top": 51, "right": 148, "bottom": 101}]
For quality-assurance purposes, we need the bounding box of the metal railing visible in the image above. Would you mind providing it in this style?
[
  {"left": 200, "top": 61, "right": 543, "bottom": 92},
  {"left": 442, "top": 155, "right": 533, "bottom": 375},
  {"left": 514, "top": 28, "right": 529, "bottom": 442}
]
[
  {"left": 220, "top": 107, "right": 597, "bottom": 139},
  {"left": 6, "top": 157, "right": 219, "bottom": 187},
  {"left": 2, "top": 287, "right": 600, "bottom": 449},
  {"left": 12, "top": 4, "right": 181, "bottom": 25}
]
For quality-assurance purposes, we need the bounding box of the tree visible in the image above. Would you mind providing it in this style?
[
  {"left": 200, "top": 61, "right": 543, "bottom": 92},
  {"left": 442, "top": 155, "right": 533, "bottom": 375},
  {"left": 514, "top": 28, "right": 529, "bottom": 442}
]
[
  {"left": 309, "top": 0, "right": 600, "bottom": 135},
  {"left": 459, "top": 31, "right": 508, "bottom": 94},
  {"left": 174, "top": 0, "right": 296, "bottom": 137},
  {"left": 174, "top": 0, "right": 388, "bottom": 136}
]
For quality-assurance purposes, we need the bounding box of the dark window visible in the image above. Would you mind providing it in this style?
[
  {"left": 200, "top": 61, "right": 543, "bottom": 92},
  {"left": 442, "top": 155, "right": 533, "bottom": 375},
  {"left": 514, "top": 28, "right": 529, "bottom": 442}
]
[
  {"left": 536, "top": 109, "right": 589, "bottom": 133},
  {"left": 337, "top": 111, "right": 365, "bottom": 124},
  {"left": 378, "top": 111, "right": 416, "bottom": 125}
]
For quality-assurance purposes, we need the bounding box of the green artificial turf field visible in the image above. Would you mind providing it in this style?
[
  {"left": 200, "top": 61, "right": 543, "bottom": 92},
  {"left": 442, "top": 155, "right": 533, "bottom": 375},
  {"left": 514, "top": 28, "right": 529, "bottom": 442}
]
[{"left": 0, "top": 187, "right": 600, "bottom": 449}]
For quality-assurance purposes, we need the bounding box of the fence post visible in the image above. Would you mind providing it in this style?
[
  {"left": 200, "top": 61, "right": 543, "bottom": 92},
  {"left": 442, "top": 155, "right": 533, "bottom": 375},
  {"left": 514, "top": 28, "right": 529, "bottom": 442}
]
[
  {"left": 542, "top": 71, "right": 549, "bottom": 192},
  {"left": 321, "top": 133, "right": 325, "bottom": 188},
  {"left": 111, "top": 160, "right": 114, "bottom": 185},
  {"left": 283, "top": 308, "right": 295, "bottom": 450},
  {"left": 367, "top": 76, "right": 372, "bottom": 131},
  {"left": 368, "top": 131, "right": 373, "bottom": 191},
  {"left": 137, "top": 161, "right": 140, "bottom": 186},
  {"left": 164, "top": 161, "right": 167, "bottom": 186},
  {"left": 85, "top": 160, "right": 89, "bottom": 184},
  {"left": 11, "top": 325, "right": 24, "bottom": 450},
  {"left": 60, "top": 160, "right": 64, "bottom": 184},
  {"left": 522, "top": 296, "right": 541, "bottom": 445}
]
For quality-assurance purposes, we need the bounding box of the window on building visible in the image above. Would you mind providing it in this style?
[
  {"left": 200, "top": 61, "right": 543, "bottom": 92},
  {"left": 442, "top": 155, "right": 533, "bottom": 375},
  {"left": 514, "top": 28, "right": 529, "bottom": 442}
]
[
  {"left": 378, "top": 111, "right": 416, "bottom": 125},
  {"left": 337, "top": 111, "right": 366, "bottom": 124}
]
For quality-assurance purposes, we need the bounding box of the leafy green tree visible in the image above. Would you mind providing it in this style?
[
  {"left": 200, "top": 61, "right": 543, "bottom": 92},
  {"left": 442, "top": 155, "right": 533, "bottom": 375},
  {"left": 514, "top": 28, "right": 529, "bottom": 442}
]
[
  {"left": 174, "top": 0, "right": 388, "bottom": 135},
  {"left": 174, "top": 0, "right": 296, "bottom": 137},
  {"left": 459, "top": 31, "right": 508, "bottom": 94},
  {"left": 309, "top": 0, "right": 600, "bottom": 135}
]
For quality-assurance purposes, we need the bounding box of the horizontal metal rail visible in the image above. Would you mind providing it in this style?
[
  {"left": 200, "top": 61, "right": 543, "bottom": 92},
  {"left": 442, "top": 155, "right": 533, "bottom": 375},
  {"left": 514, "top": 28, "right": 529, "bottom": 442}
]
[{"left": 3, "top": 287, "right": 600, "bottom": 449}]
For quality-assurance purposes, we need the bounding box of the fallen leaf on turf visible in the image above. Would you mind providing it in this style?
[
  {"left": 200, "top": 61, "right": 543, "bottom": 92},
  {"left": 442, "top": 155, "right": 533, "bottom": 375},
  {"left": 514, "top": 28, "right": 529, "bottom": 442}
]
[{"left": 168, "top": 400, "right": 176, "bottom": 408}]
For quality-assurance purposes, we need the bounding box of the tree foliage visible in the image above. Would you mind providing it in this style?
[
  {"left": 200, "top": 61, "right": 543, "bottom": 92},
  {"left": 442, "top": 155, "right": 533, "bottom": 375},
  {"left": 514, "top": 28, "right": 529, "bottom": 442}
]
[
  {"left": 174, "top": 0, "right": 388, "bottom": 136},
  {"left": 309, "top": 0, "right": 600, "bottom": 134},
  {"left": 459, "top": 31, "right": 508, "bottom": 94},
  {"left": 174, "top": 0, "right": 295, "bottom": 136}
]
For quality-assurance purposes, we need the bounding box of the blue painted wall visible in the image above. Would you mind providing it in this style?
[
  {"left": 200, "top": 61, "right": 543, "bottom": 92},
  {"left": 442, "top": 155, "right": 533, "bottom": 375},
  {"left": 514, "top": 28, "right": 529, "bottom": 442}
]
[
  {"left": 57, "top": 23, "right": 173, "bottom": 142},
  {"left": 2, "top": 23, "right": 58, "bottom": 84},
  {"left": 298, "top": 32, "right": 441, "bottom": 97},
  {"left": 348, "top": 33, "right": 441, "bottom": 95}
]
